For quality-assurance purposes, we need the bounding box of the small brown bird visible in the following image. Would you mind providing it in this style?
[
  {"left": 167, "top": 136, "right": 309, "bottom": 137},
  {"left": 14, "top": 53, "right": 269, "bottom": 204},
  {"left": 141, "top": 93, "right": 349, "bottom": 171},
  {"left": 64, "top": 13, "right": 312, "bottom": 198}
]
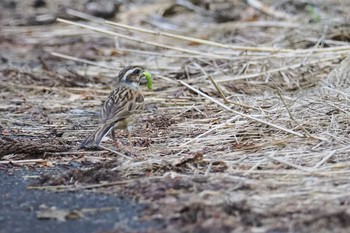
[{"left": 80, "top": 66, "right": 146, "bottom": 148}]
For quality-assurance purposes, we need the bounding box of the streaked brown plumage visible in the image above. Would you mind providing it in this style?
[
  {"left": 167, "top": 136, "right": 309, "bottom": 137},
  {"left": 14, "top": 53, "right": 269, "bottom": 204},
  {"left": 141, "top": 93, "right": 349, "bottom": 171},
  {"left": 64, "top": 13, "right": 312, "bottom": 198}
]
[{"left": 80, "top": 66, "right": 145, "bottom": 148}]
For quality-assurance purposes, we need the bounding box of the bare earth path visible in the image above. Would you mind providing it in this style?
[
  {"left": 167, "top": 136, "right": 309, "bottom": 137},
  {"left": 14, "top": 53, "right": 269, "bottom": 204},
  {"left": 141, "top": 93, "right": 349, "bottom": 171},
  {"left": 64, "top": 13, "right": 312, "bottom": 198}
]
[{"left": 0, "top": 167, "right": 158, "bottom": 233}]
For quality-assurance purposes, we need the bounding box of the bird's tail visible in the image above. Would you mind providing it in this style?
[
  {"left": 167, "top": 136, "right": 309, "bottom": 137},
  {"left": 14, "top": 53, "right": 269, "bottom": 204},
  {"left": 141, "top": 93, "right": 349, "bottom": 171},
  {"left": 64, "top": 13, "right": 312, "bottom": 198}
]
[{"left": 80, "top": 123, "right": 114, "bottom": 149}]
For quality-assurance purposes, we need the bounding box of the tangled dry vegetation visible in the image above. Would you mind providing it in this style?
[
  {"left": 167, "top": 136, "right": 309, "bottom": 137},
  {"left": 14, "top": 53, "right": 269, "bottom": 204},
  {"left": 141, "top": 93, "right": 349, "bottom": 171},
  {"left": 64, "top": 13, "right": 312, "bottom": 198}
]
[{"left": 2, "top": 0, "right": 350, "bottom": 232}]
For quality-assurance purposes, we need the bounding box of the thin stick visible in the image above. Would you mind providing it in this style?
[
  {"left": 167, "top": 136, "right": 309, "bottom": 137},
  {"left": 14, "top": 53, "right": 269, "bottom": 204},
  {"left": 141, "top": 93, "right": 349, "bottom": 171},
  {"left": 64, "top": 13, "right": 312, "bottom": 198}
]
[
  {"left": 180, "top": 115, "right": 240, "bottom": 146},
  {"left": 231, "top": 169, "right": 310, "bottom": 175},
  {"left": 0, "top": 159, "right": 46, "bottom": 165},
  {"left": 98, "top": 145, "right": 131, "bottom": 160},
  {"left": 179, "top": 80, "right": 305, "bottom": 137},
  {"left": 105, "top": 21, "right": 294, "bottom": 53},
  {"left": 52, "top": 51, "right": 179, "bottom": 71},
  {"left": 276, "top": 88, "right": 314, "bottom": 138},
  {"left": 106, "top": 17, "right": 350, "bottom": 54},
  {"left": 313, "top": 150, "right": 336, "bottom": 169},
  {"left": 28, "top": 180, "right": 128, "bottom": 191},
  {"left": 51, "top": 52, "right": 118, "bottom": 69},
  {"left": 207, "top": 75, "right": 229, "bottom": 104},
  {"left": 244, "top": 160, "right": 264, "bottom": 176},
  {"left": 7, "top": 9, "right": 350, "bottom": 56},
  {"left": 56, "top": 18, "right": 227, "bottom": 59},
  {"left": 44, "top": 150, "right": 111, "bottom": 155},
  {"left": 231, "top": 169, "right": 350, "bottom": 176},
  {"left": 0, "top": 82, "right": 111, "bottom": 94},
  {"left": 265, "top": 153, "right": 312, "bottom": 173},
  {"left": 228, "top": 100, "right": 261, "bottom": 110},
  {"left": 67, "top": 10, "right": 350, "bottom": 55},
  {"left": 67, "top": 9, "right": 294, "bottom": 53},
  {"left": 204, "top": 162, "right": 212, "bottom": 176}
]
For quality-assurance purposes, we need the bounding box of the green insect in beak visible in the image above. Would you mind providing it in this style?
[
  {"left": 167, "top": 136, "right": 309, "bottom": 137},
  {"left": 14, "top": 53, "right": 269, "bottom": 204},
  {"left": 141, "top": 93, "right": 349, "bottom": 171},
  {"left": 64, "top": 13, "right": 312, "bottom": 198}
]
[{"left": 143, "top": 71, "right": 153, "bottom": 90}]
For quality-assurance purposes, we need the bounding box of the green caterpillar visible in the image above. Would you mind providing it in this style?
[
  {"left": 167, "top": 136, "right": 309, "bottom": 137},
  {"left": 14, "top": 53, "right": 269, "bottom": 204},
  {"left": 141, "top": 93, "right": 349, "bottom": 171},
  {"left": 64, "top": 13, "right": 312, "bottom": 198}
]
[{"left": 143, "top": 71, "right": 153, "bottom": 90}]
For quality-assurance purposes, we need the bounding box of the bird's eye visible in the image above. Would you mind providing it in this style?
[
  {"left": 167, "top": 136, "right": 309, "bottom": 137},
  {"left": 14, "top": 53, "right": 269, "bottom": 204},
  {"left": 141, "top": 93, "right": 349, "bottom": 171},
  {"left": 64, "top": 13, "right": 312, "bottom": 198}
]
[{"left": 133, "top": 69, "right": 141, "bottom": 75}]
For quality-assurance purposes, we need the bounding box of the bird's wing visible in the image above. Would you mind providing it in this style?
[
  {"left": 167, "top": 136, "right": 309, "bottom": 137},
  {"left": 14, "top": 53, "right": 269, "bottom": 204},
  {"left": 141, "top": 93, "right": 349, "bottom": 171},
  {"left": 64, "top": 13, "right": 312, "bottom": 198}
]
[{"left": 101, "top": 86, "right": 144, "bottom": 124}]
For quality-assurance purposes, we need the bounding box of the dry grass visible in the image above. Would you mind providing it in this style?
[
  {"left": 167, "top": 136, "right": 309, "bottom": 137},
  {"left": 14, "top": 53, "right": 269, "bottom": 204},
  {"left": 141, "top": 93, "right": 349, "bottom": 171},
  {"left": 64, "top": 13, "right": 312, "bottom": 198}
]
[{"left": 2, "top": 0, "right": 350, "bottom": 232}]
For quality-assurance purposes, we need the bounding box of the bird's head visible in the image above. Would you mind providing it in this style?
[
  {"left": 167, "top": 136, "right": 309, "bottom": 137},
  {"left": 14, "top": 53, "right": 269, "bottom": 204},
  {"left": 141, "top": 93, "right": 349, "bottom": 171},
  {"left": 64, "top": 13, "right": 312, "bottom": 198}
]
[{"left": 117, "top": 66, "right": 145, "bottom": 88}]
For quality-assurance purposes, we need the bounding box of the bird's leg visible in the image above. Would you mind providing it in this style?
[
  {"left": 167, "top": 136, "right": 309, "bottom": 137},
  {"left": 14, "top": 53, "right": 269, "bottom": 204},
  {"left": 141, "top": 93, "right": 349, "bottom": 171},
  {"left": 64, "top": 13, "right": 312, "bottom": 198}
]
[
  {"left": 125, "top": 127, "right": 132, "bottom": 146},
  {"left": 110, "top": 127, "right": 122, "bottom": 148},
  {"left": 110, "top": 128, "right": 116, "bottom": 141}
]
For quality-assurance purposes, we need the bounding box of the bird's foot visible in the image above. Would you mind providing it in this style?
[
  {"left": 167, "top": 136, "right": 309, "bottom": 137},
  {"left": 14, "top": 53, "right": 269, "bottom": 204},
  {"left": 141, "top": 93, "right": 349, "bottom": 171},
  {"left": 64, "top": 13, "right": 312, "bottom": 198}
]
[{"left": 113, "top": 140, "right": 124, "bottom": 149}]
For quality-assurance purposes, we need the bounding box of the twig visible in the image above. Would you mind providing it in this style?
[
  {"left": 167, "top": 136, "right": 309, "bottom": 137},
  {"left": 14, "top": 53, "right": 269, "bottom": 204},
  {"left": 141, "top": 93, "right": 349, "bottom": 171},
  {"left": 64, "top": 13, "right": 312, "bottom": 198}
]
[
  {"left": 51, "top": 52, "right": 118, "bottom": 69},
  {"left": 265, "top": 153, "right": 312, "bottom": 173},
  {"left": 207, "top": 75, "right": 229, "bottom": 104},
  {"left": 231, "top": 169, "right": 310, "bottom": 175},
  {"left": 0, "top": 82, "right": 110, "bottom": 94},
  {"left": 204, "top": 162, "right": 212, "bottom": 176},
  {"left": 0, "top": 159, "right": 46, "bottom": 165},
  {"left": 67, "top": 9, "right": 293, "bottom": 53},
  {"left": 98, "top": 145, "right": 131, "bottom": 160},
  {"left": 275, "top": 87, "right": 325, "bottom": 141},
  {"left": 244, "top": 160, "right": 264, "bottom": 176},
  {"left": 313, "top": 150, "right": 336, "bottom": 169},
  {"left": 67, "top": 9, "right": 350, "bottom": 55},
  {"left": 56, "top": 18, "right": 228, "bottom": 59},
  {"left": 44, "top": 150, "right": 111, "bottom": 156},
  {"left": 180, "top": 115, "right": 240, "bottom": 146},
  {"left": 28, "top": 180, "right": 128, "bottom": 191},
  {"left": 231, "top": 169, "right": 350, "bottom": 176}
]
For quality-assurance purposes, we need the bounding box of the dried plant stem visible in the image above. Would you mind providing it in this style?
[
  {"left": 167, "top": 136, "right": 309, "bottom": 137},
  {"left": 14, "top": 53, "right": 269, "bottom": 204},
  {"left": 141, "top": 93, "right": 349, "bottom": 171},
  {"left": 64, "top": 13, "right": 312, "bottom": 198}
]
[
  {"left": 313, "top": 150, "right": 336, "bottom": 169},
  {"left": 56, "top": 18, "right": 227, "bottom": 59},
  {"left": 67, "top": 9, "right": 292, "bottom": 53},
  {"left": 105, "top": 17, "right": 350, "bottom": 54},
  {"left": 266, "top": 153, "right": 312, "bottom": 173},
  {"left": 67, "top": 9, "right": 350, "bottom": 55},
  {"left": 180, "top": 115, "right": 240, "bottom": 146},
  {"left": 0, "top": 159, "right": 46, "bottom": 165},
  {"left": 244, "top": 160, "right": 264, "bottom": 175},
  {"left": 98, "top": 145, "right": 131, "bottom": 160},
  {"left": 207, "top": 75, "right": 229, "bottom": 104},
  {"left": 1, "top": 82, "right": 111, "bottom": 94},
  {"left": 28, "top": 180, "right": 128, "bottom": 191},
  {"left": 51, "top": 52, "right": 117, "bottom": 69},
  {"left": 276, "top": 88, "right": 325, "bottom": 141}
]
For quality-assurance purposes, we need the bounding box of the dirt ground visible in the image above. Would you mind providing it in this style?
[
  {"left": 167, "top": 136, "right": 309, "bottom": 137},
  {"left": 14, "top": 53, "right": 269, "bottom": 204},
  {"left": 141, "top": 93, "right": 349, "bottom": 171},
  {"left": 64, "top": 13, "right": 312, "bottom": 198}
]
[{"left": 2, "top": 0, "right": 350, "bottom": 233}]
